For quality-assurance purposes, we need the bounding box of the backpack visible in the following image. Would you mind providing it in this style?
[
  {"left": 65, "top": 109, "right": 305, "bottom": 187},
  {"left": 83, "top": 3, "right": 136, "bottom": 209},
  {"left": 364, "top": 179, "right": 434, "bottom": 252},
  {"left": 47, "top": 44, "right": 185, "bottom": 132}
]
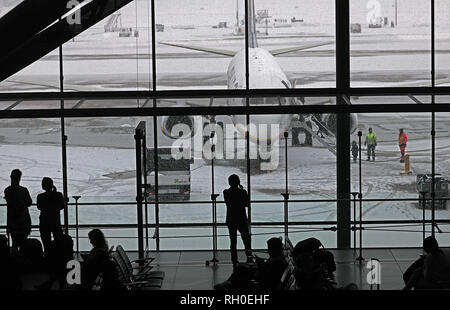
[
  {"left": 20, "top": 238, "right": 44, "bottom": 265},
  {"left": 293, "top": 238, "right": 322, "bottom": 258}
]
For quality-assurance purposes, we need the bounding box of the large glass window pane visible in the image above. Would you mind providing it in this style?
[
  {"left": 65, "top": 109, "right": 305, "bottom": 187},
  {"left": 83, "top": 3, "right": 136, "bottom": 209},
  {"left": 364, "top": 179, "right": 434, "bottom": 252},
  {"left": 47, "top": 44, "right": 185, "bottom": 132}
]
[
  {"left": 354, "top": 112, "right": 431, "bottom": 247},
  {"left": 351, "top": 0, "right": 431, "bottom": 87},
  {"left": 0, "top": 1, "right": 23, "bottom": 18},
  {"left": 63, "top": 1, "right": 152, "bottom": 91},
  {"left": 0, "top": 117, "right": 61, "bottom": 238},
  {"left": 434, "top": 112, "right": 450, "bottom": 246},
  {"left": 250, "top": 0, "right": 336, "bottom": 89},
  {"left": 66, "top": 115, "right": 154, "bottom": 247},
  {"left": 0, "top": 48, "right": 59, "bottom": 92},
  {"left": 436, "top": 1, "right": 450, "bottom": 87},
  {"left": 156, "top": 0, "right": 244, "bottom": 90}
]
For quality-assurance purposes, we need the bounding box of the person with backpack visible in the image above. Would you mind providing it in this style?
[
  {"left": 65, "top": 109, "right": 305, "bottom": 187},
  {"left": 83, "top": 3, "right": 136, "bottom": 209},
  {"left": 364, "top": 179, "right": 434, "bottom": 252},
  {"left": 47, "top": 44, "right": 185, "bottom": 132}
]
[{"left": 36, "top": 177, "right": 65, "bottom": 256}]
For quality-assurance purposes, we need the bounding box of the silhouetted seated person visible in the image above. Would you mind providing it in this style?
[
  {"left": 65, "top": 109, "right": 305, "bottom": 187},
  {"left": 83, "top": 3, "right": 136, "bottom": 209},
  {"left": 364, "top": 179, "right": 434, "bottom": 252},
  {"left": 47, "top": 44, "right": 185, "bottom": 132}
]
[
  {"left": 223, "top": 174, "right": 252, "bottom": 267},
  {"left": 214, "top": 237, "right": 287, "bottom": 290},
  {"left": 293, "top": 237, "right": 336, "bottom": 290},
  {"left": 18, "top": 238, "right": 44, "bottom": 272},
  {"left": 35, "top": 234, "right": 74, "bottom": 290},
  {"left": 0, "top": 235, "right": 21, "bottom": 290},
  {"left": 80, "top": 229, "right": 124, "bottom": 290},
  {"left": 4, "top": 169, "right": 32, "bottom": 251},
  {"left": 404, "top": 236, "right": 450, "bottom": 290}
]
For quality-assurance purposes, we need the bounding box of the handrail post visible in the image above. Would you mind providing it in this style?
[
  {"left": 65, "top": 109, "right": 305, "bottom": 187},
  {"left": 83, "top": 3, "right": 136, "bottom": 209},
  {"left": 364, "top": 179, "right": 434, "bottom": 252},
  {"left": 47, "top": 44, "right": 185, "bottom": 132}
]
[
  {"left": 73, "top": 196, "right": 81, "bottom": 253},
  {"left": 356, "top": 193, "right": 364, "bottom": 263},
  {"left": 420, "top": 191, "right": 427, "bottom": 243},
  {"left": 351, "top": 192, "right": 358, "bottom": 251},
  {"left": 207, "top": 131, "right": 219, "bottom": 266},
  {"left": 282, "top": 132, "right": 289, "bottom": 245}
]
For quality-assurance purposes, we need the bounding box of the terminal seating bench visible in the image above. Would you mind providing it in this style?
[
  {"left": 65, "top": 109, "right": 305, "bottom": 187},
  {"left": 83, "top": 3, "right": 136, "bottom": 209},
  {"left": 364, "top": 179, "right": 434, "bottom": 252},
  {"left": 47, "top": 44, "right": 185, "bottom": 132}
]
[{"left": 110, "top": 245, "right": 165, "bottom": 290}]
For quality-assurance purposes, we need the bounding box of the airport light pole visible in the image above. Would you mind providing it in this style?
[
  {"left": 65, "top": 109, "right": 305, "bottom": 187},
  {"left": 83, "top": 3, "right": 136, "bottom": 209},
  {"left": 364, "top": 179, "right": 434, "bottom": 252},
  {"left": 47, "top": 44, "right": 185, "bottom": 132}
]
[
  {"left": 395, "top": 0, "right": 398, "bottom": 27},
  {"left": 282, "top": 132, "right": 289, "bottom": 245},
  {"left": 208, "top": 131, "right": 219, "bottom": 266},
  {"left": 356, "top": 131, "right": 364, "bottom": 263}
]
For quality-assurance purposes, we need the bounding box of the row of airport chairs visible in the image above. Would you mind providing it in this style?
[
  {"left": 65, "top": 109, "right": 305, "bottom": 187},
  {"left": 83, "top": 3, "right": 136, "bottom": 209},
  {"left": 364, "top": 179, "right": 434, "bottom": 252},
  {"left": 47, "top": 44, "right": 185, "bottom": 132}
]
[{"left": 93, "top": 245, "right": 165, "bottom": 290}]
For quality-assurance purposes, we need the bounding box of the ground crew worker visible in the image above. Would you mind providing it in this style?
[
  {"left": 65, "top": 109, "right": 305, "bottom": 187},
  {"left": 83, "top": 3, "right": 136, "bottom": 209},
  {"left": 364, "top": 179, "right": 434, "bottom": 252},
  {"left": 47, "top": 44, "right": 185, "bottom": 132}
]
[
  {"left": 399, "top": 128, "right": 408, "bottom": 163},
  {"left": 351, "top": 141, "right": 359, "bottom": 162},
  {"left": 364, "top": 128, "right": 377, "bottom": 161}
]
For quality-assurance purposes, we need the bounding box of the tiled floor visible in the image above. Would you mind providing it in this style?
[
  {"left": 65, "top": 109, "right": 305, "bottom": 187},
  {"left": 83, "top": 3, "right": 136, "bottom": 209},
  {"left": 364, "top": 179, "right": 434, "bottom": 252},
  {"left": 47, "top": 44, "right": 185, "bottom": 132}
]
[{"left": 146, "top": 248, "right": 426, "bottom": 290}]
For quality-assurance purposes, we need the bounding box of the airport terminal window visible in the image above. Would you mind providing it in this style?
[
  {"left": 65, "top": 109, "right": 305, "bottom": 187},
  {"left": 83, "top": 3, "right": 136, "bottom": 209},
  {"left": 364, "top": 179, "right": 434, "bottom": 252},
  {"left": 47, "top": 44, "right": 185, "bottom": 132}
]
[
  {"left": 0, "top": 47, "right": 60, "bottom": 93},
  {"left": 0, "top": 118, "right": 62, "bottom": 236},
  {"left": 65, "top": 116, "right": 147, "bottom": 232},
  {"left": 350, "top": 0, "right": 432, "bottom": 87},
  {"left": 155, "top": 0, "right": 244, "bottom": 91},
  {"left": 436, "top": 0, "right": 450, "bottom": 87},
  {"left": 159, "top": 227, "right": 212, "bottom": 251},
  {"left": 62, "top": 0, "right": 152, "bottom": 92},
  {"left": 249, "top": 0, "right": 336, "bottom": 89},
  {"left": 434, "top": 113, "right": 450, "bottom": 244},
  {"left": 0, "top": 0, "right": 22, "bottom": 18},
  {"left": 353, "top": 112, "right": 433, "bottom": 247}
]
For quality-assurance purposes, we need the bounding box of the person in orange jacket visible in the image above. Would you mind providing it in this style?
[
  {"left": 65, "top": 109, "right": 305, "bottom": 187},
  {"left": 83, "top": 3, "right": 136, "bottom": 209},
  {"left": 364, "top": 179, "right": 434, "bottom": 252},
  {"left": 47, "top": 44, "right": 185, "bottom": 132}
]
[{"left": 398, "top": 128, "right": 408, "bottom": 163}]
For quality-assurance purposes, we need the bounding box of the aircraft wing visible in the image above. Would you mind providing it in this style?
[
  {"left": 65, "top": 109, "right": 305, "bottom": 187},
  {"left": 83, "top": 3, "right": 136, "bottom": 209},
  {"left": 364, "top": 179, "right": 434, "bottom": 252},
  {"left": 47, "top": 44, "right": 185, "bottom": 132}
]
[
  {"left": 4, "top": 78, "right": 103, "bottom": 92},
  {"left": 269, "top": 41, "right": 333, "bottom": 56},
  {"left": 159, "top": 41, "right": 237, "bottom": 57},
  {"left": 376, "top": 77, "right": 450, "bottom": 88},
  {"left": 157, "top": 97, "right": 230, "bottom": 107}
]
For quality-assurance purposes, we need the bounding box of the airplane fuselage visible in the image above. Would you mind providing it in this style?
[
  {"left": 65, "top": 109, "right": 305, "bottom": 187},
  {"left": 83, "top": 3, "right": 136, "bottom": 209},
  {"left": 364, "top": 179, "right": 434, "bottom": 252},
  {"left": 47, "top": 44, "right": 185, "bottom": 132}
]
[{"left": 226, "top": 48, "right": 294, "bottom": 143}]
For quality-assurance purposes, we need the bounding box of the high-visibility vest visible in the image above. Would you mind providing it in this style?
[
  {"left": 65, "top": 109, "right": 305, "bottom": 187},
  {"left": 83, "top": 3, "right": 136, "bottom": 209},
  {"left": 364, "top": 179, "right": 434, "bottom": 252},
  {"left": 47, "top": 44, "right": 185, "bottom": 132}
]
[
  {"left": 365, "top": 132, "right": 377, "bottom": 145},
  {"left": 399, "top": 132, "right": 408, "bottom": 146}
]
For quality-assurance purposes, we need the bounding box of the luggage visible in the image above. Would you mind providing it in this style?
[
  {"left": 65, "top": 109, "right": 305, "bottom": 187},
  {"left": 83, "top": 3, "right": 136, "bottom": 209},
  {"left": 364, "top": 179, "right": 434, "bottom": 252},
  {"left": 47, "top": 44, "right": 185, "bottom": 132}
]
[
  {"left": 293, "top": 237, "right": 322, "bottom": 258},
  {"left": 294, "top": 238, "right": 336, "bottom": 278}
]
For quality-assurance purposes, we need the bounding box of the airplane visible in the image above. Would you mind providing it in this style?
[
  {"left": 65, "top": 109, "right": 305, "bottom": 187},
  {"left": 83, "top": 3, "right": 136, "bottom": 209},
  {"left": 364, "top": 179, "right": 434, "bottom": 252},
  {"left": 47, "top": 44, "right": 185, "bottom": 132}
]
[{"left": 158, "top": 0, "right": 359, "bottom": 166}]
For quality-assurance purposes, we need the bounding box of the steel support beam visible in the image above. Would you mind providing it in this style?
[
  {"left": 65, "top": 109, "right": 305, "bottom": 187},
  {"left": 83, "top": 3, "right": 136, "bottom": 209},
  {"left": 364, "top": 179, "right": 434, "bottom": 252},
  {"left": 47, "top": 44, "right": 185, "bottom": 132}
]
[{"left": 336, "top": 0, "right": 351, "bottom": 249}]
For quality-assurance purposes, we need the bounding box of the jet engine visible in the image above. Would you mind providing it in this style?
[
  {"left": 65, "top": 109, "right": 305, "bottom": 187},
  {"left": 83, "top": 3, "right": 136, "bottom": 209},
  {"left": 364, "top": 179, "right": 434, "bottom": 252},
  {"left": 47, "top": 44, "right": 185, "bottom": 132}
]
[
  {"left": 161, "top": 115, "right": 197, "bottom": 139},
  {"left": 321, "top": 113, "right": 359, "bottom": 136}
]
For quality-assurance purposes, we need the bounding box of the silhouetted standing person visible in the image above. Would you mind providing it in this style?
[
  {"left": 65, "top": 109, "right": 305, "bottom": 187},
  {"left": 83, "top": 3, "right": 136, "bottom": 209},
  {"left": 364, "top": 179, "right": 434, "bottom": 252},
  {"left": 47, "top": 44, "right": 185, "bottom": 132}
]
[
  {"left": 4, "top": 169, "right": 32, "bottom": 251},
  {"left": 37, "top": 177, "right": 64, "bottom": 255},
  {"left": 223, "top": 174, "right": 252, "bottom": 267}
]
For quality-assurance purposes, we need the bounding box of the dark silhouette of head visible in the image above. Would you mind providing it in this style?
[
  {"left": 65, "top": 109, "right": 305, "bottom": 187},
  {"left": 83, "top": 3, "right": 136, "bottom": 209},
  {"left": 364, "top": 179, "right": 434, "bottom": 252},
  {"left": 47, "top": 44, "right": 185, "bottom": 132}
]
[
  {"left": 0, "top": 235, "right": 8, "bottom": 255},
  {"left": 352, "top": 140, "right": 357, "bottom": 145},
  {"left": 88, "top": 229, "right": 108, "bottom": 250},
  {"left": 399, "top": 128, "right": 404, "bottom": 134},
  {"left": 10, "top": 169, "right": 22, "bottom": 186},
  {"left": 267, "top": 237, "right": 283, "bottom": 257},
  {"left": 42, "top": 177, "right": 55, "bottom": 192},
  {"left": 369, "top": 128, "right": 372, "bottom": 133},
  {"left": 423, "top": 236, "right": 440, "bottom": 254},
  {"left": 228, "top": 174, "right": 241, "bottom": 188}
]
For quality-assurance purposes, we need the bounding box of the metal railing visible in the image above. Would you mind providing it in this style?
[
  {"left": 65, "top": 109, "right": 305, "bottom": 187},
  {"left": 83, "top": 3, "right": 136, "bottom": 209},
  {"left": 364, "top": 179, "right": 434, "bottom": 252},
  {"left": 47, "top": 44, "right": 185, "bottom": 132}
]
[{"left": 1, "top": 196, "right": 449, "bottom": 251}]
